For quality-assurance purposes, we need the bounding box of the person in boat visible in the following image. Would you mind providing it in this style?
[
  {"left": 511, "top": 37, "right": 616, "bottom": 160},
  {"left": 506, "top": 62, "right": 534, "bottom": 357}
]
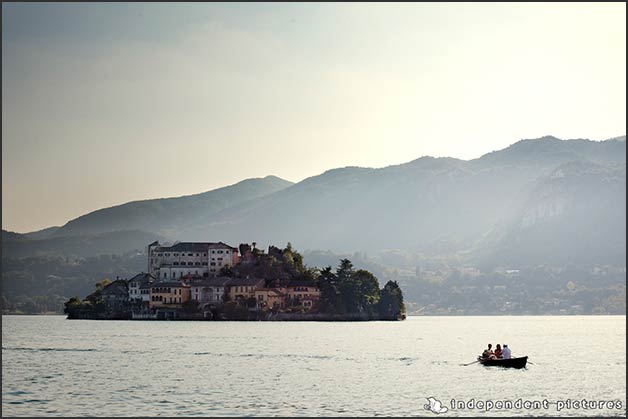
[
  {"left": 494, "top": 344, "right": 503, "bottom": 359},
  {"left": 481, "top": 344, "right": 494, "bottom": 359},
  {"left": 502, "top": 344, "right": 511, "bottom": 359}
]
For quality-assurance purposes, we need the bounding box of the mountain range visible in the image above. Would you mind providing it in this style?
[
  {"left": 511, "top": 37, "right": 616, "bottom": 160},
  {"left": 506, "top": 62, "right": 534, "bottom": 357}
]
[{"left": 3, "top": 135, "right": 626, "bottom": 267}]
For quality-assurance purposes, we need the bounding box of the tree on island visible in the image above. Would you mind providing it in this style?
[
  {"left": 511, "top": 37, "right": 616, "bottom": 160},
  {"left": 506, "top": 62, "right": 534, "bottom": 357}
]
[
  {"left": 95, "top": 278, "right": 111, "bottom": 291},
  {"left": 228, "top": 242, "right": 316, "bottom": 283},
  {"left": 316, "top": 258, "right": 399, "bottom": 318},
  {"left": 353, "top": 269, "right": 381, "bottom": 314},
  {"left": 377, "top": 280, "right": 406, "bottom": 319},
  {"left": 317, "top": 266, "right": 341, "bottom": 313},
  {"left": 63, "top": 296, "right": 82, "bottom": 319}
]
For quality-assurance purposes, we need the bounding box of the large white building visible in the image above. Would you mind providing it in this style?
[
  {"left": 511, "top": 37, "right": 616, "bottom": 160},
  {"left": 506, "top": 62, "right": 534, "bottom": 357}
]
[{"left": 148, "top": 241, "right": 240, "bottom": 281}]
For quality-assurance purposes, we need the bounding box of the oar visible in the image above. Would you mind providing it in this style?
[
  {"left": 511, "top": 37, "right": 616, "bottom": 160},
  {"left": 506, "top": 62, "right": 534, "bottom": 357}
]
[{"left": 461, "top": 360, "right": 480, "bottom": 366}]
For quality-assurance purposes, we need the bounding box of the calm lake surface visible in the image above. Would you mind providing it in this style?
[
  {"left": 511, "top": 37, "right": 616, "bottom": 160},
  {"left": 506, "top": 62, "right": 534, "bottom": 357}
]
[{"left": 2, "top": 315, "right": 625, "bottom": 417}]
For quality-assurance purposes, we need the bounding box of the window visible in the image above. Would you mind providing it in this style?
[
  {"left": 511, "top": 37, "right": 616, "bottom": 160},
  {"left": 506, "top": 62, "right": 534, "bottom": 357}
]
[
  {"left": 173, "top": 262, "right": 179, "bottom": 266},
  {"left": 174, "top": 253, "right": 178, "bottom": 257},
  {"left": 210, "top": 262, "right": 216, "bottom": 266},
  {"left": 218, "top": 250, "right": 223, "bottom": 254},
  {"left": 217, "top": 257, "right": 223, "bottom": 261},
  {"left": 188, "top": 262, "right": 193, "bottom": 266},
  {"left": 203, "top": 254, "right": 207, "bottom": 257},
  {"left": 225, "top": 250, "right": 230, "bottom": 254},
  {"left": 202, "top": 262, "right": 208, "bottom": 266},
  {"left": 165, "top": 253, "right": 170, "bottom": 256},
  {"left": 196, "top": 253, "right": 200, "bottom": 257},
  {"left": 212, "top": 250, "right": 215, "bottom": 254},
  {"left": 195, "top": 262, "right": 201, "bottom": 266},
  {"left": 163, "top": 273, "right": 167, "bottom": 278},
  {"left": 188, "top": 253, "right": 193, "bottom": 256}
]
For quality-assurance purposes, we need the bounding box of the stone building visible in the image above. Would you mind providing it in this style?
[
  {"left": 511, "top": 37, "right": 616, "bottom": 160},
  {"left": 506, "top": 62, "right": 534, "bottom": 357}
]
[{"left": 147, "top": 241, "right": 239, "bottom": 280}]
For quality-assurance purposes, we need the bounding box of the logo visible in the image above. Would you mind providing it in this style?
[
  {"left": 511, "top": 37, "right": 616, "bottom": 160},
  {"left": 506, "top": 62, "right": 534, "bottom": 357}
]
[{"left": 424, "top": 397, "right": 448, "bottom": 414}]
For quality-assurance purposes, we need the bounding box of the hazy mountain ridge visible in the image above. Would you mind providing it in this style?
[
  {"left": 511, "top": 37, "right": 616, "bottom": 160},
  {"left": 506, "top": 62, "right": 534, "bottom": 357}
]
[
  {"left": 51, "top": 175, "right": 293, "bottom": 238},
  {"left": 23, "top": 226, "right": 61, "bottom": 240},
  {"left": 172, "top": 136, "right": 625, "bottom": 267},
  {"left": 4, "top": 136, "right": 625, "bottom": 267},
  {"left": 474, "top": 135, "right": 626, "bottom": 168},
  {"left": 3, "top": 226, "right": 63, "bottom": 241},
  {"left": 2, "top": 230, "right": 30, "bottom": 242}
]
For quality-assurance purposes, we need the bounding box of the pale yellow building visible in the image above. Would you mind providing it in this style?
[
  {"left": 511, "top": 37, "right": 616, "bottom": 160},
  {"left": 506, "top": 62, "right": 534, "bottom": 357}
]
[
  {"left": 287, "top": 280, "right": 321, "bottom": 310},
  {"left": 226, "top": 277, "right": 265, "bottom": 303},
  {"left": 254, "top": 288, "right": 287, "bottom": 310},
  {"left": 149, "top": 281, "right": 191, "bottom": 309}
]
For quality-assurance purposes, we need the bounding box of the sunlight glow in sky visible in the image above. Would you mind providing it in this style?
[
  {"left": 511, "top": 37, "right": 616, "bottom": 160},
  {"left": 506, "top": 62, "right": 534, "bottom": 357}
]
[{"left": 2, "top": 2, "right": 626, "bottom": 232}]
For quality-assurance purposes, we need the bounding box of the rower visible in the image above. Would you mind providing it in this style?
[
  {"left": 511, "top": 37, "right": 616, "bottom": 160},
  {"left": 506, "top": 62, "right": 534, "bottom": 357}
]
[
  {"left": 502, "top": 344, "right": 511, "bottom": 359},
  {"left": 481, "top": 343, "right": 494, "bottom": 359},
  {"left": 494, "top": 344, "right": 503, "bottom": 359}
]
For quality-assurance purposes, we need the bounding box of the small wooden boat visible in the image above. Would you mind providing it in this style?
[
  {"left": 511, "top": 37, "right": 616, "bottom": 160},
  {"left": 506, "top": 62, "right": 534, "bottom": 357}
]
[{"left": 477, "top": 356, "right": 528, "bottom": 369}]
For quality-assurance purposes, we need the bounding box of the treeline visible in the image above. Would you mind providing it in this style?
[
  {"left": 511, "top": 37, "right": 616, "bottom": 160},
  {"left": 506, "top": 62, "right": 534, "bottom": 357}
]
[
  {"left": 317, "top": 259, "right": 404, "bottom": 318},
  {"left": 221, "top": 242, "right": 315, "bottom": 281},
  {"left": 2, "top": 253, "right": 145, "bottom": 314},
  {"left": 2, "top": 294, "right": 68, "bottom": 315},
  {"left": 402, "top": 264, "right": 626, "bottom": 315}
]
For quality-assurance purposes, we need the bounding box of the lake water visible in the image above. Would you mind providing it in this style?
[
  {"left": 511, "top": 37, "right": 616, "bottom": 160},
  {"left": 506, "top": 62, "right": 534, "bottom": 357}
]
[{"left": 2, "top": 315, "right": 625, "bottom": 417}]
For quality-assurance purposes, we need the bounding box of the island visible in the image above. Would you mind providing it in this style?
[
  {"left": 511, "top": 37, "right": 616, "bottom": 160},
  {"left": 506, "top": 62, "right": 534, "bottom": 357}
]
[{"left": 63, "top": 241, "right": 406, "bottom": 321}]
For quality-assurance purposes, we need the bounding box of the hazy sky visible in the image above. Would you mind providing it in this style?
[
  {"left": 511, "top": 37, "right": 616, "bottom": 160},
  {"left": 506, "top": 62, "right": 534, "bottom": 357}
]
[{"left": 2, "top": 3, "right": 626, "bottom": 233}]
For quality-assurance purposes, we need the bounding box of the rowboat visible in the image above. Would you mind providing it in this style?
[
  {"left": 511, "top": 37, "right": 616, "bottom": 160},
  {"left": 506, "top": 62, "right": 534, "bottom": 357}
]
[{"left": 477, "top": 356, "right": 528, "bottom": 369}]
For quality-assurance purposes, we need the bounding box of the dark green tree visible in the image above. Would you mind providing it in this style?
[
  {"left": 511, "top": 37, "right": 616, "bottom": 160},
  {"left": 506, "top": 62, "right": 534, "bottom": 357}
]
[
  {"left": 336, "top": 259, "right": 354, "bottom": 281},
  {"left": 317, "top": 266, "right": 340, "bottom": 313},
  {"left": 354, "top": 269, "right": 381, "bottom": 313},
  {"left": 378, "top": 280, "right": 406, "bottom": 319},
  {"left": 63, "top": 296, "right": 82, "bottom": 318}
]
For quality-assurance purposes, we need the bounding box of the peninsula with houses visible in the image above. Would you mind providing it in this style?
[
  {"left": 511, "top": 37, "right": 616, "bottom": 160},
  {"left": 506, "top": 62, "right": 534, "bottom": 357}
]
[{"left": 63, "top": 241, "right": 406, "bottom": 321}]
